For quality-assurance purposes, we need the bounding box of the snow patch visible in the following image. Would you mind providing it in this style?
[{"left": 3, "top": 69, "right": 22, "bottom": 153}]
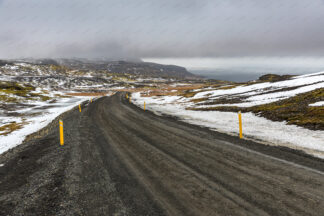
[
  {"left": 193, "top": 71, "right": 324, "bottom": 107},
  {"left": 0, "top": 96, "right": 91, "bottom": 155},
  {"left": 132, "top": 92, "right": 324, "bottom": 158},
  {"left": 309, "top": 101, "right": 324, "bottom": 107}
]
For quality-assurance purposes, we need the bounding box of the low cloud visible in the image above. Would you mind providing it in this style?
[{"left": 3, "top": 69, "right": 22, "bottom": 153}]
[{"left": 1, "top": 0, "right": 324, "bottom": 59}]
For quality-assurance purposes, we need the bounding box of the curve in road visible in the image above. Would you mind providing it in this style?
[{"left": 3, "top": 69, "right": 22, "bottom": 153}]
[{"left": 0, "top": 92, "right": 324, "bottom": 216}]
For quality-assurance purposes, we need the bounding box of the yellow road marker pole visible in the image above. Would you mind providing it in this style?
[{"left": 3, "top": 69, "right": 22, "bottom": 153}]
[
  {"left": 59, "top": 120, "right": 64, "bottom": 145},
  {"left": 91, "top": 98, "right": 92, "bottom": 103},
  {"left": 144, "top": 101, "right": 146, "bottom": 111},
  {"left": 238, "top": 111, "right": 243, "bottom": 139},
  {"left": 79, "top": 104, "right": 81, "bottom": 112}
]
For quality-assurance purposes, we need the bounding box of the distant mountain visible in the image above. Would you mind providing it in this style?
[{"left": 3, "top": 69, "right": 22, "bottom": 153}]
[
  {"left": 0, "top": 60, "right": 13, "bottom": 66},
  {"left": 9, "top": 58, "right": 197, "bottom": 79},
  {"left": 58, "top": 59, "right": 196, "bottom": 79},
  {"left": 105, "top": 61, "right": 196, "bottom": 79}
]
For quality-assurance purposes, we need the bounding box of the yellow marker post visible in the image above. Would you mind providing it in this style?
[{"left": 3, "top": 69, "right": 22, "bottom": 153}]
[
  {"left": 144, "top": 101, "right": 146, "bottom": 111},
  {"left": 126, "top": 94, "right": 128, "bottom": 99},
  {"left": 91, "top": 98, "right": 92, "bottom": 103},
  {"left": 59, "top": 120, "right": 64, "bottom": 145},
  {"left": 79, "top": 104, "right": 81, "bottom": 112},
  {"left": 238, "top": 111, "right": 243, "bottom": 139}
]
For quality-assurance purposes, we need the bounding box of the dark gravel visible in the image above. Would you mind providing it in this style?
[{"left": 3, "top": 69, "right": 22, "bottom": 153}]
[{"left": 0, "top": 92, "right": 324, "bottom": 216}]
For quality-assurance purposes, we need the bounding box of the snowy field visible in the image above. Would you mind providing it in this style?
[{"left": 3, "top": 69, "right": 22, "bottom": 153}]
[
  {"left": 193, "top": 71, "right": 324, "bottom": 108},
  {"left": 310, "top": 101, "right": 324, "bottom": 107},
  {"left": 0, "top": 96, "right": 92, "bottom": 154},
  {"left": 132, "top": 92, "right": 324, "bottom": 158}
]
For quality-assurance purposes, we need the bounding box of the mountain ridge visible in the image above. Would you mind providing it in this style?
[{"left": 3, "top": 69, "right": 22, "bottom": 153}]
[{"left": 0, "top": 58, "right": 197, "bottom": 79}]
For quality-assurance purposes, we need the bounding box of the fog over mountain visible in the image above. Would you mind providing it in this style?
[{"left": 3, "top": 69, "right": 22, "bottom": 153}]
[{"left": 1, "top": 0, "right": 324, "bottom": 59}]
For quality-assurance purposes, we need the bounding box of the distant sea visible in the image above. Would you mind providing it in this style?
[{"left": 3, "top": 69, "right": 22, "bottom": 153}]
[
  {"left": 189, "top": 67, "right": 324, "bottom": 82},
  {"left": 144, "top": 57, "right": 324, "bottom": 82}
]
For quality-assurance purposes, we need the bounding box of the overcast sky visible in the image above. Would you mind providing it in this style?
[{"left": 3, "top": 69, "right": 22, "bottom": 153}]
[{"left": 1, "top": 0, "right": 324, "bottom": 59}]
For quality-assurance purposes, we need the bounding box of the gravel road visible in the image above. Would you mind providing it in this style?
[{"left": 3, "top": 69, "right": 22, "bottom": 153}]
[{"left": 1, "top": 92, "right": 324, "bottom": 216}]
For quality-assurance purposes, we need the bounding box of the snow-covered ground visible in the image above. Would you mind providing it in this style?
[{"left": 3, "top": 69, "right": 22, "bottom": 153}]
[
  {"left": 0, "top": 96, "right": 93, "bottom": 154},
  {"left": 309, "top": 101, "right": 324, "bottom": 107},
  {"left": 132, "top": 92, "right": 324, "bottom": 158},
  {"left": 193, "top": 71, "right": 324, "bottom": 108},
  {"left": 0, "top": 63, "right": 114, "bottom": 90}
]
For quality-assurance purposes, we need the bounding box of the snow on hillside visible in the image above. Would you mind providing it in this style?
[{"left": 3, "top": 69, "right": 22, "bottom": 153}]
[
  {"left": 310, "top": 101, "right": 324, "bottom": 107},
  {"left": 0, "top": 96, "right": 93, "bottom": 154},
  {"left": 0, "top": 63, "right": 114, "bottom": 90},
  {"left": 193, "top": 71, "right": 324, "bottom": 108},
  {"left": 132, "top": 71, "right": 324, "bottom": 158}
]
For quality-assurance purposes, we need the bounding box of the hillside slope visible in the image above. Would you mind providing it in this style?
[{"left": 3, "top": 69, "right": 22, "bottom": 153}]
[
  {"left": 190, "top": 71, "right": 324, "bottom": 130},
  {"left": 132, "top": 71, "right": 324, "bottom": 157},
  {"left": 6, "top": 58, "right": 196, "bottom": 79}
]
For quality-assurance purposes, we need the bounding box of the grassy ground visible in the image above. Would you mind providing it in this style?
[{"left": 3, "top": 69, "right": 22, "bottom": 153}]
[
  {"left": 0, "top": 121, "right": 26, "bottom": 135},
  {"left": 189, "top": 88, "right": 324, "bottom": 130},
  {"left": 0, "top": 81, "right": 53, "bottom": 135},
  {"left": 0, "top": 81, "right": 51, "bottom": 103}
]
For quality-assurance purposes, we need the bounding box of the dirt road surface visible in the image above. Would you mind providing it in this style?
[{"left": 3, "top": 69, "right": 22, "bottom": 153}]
[{"left": 1, "top": 93, "right": 324, "bottom": 215}]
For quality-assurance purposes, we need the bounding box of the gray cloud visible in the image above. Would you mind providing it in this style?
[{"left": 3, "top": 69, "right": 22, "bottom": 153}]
[{"left": 1, "top": 0, "right": 324, "bottom": 59}]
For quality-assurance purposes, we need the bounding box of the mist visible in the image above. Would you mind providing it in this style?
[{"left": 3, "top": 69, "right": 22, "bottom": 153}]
[{"left": 1, "top": 0, "right": 324, "bottom": 59}]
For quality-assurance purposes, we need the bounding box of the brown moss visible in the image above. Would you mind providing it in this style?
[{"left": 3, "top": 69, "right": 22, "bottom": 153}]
[
  {"left": 190, "top": 98, "right": 208, "bottom": 103},
  {"left": 189, "top": 88, "right": 324, "bottom": 130},
  {"left": 253, "top": 89, "right": 324, "bottom": 130},
  {"left": 0, "top": 122, "right": 25, "bottom": 135},
  {"left": 50, "top": 64, "right": 69, "bottom": 73},
  {"left": 0, "top": 81, "right": 52, "bottom": 102},
  {"left": 29, "top": 93, "right": 52, "bottom": 101},
  {"left": 181, "top": 91, "right": 197, "bottom": 98},
  {"left": 0, "top": 94, "right": 19, "bottom": 103},
  {"left": 216, "top": 85, "right": 238, "bottom": 90}
]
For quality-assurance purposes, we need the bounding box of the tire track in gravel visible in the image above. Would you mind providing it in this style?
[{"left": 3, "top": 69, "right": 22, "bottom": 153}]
[
  {"left": 97, "top": 93, "right": 324, "bottom": 216},
  {"left": 0, "top": 92, "right": 324, "bottom": 216}
]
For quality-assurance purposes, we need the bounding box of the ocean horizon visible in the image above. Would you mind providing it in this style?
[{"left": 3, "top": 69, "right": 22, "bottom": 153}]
[
  {"left": 189, "top": 67, "right": 324, "bottom": 82},
  {"left": 144, "top": 57, "right": 324, "bottom": 82}
]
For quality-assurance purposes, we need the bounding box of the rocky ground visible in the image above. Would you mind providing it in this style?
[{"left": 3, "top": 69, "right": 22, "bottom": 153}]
[{"left": 0, "top": 93, "right": 324, "bottom": 216}]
